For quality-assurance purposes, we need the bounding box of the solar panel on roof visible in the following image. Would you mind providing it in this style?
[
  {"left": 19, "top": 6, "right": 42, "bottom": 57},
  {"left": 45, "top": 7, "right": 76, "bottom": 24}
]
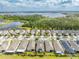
[
  {"left": 60, "top": 40, "right": 76, "bottom": 54},
  {"left": 76, "top": 40, "right": 79, "bottom": 45},
  {"left": 67, "top": 40, "right": 79, "bottom": 52},
  {"left": 53, "top": 40, "right": 64, "bottom": 54}
]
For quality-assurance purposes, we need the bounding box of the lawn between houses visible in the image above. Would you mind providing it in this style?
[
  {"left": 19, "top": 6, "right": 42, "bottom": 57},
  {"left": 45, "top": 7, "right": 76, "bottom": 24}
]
[
  {"left": 0, "top": 51, "right": 79, "bottom": 59},
  {"left": 0, "top": 54, "right": 79, "bottom": 59}
]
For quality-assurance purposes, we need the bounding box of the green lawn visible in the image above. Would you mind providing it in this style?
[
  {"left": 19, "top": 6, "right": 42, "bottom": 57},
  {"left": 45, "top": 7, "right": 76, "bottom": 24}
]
[
  {"left": 0, "top": 20, "right": 13, "bottom": 27},
  {"left": 0, "top": 54, "right": 79, "bottom": 59}
]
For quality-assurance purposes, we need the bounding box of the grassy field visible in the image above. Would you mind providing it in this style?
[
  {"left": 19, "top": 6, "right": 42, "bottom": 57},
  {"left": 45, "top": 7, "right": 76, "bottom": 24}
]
[{"left": 0, "top": 55, "right": 79, "bottom": 59}]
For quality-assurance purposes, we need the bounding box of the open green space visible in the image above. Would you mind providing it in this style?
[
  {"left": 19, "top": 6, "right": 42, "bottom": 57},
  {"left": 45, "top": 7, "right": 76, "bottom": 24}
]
[
  {"left": 0, "top": 54, "right": 78, "bottom": 59},
  {"left": 0, "top": 14, "right": 79, "bottom": 30}
]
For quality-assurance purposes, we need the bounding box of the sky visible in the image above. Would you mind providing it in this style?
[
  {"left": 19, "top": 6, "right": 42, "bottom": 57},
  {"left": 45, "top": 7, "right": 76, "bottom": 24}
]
[{"left": 0, "top": 0, "right": 79, "bottom": 12}]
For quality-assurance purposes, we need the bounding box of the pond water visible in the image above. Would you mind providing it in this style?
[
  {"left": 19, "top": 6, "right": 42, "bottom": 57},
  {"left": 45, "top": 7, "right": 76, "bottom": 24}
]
[{"left": 0, "top": 22, "right": 23, "bottom": 30}]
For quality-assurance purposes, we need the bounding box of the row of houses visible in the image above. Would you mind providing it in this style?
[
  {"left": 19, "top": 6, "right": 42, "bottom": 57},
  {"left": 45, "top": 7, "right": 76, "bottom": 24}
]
[
  {"left": 0, "top": 30, "right": 79, "bottom": 55},
  {"left": 0, "top": 30, "right": 79, "bottom": 36},
  {"left": 0, "top": 38, "right": 79, "bottom": 55}
]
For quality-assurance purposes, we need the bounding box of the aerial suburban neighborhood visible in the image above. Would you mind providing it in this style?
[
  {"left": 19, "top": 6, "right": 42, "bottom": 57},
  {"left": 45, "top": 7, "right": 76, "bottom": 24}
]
[
  {"left": 0, "top": 30, "right": 78, "bottom": 56},
  {"left": 0, "top": 0, "right": 79, "bottom": 59}
]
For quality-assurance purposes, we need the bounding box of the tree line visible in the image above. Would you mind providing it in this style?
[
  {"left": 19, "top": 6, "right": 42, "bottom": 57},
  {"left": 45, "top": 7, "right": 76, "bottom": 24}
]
[{"left": 1, "top": 14, "right": 79, "bottom": 30}]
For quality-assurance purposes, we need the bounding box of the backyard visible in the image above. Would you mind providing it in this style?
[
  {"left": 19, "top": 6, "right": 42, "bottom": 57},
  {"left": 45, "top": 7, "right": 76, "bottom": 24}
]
[{"left": 0, "top": 55, "right": 79, "bottom": 59}]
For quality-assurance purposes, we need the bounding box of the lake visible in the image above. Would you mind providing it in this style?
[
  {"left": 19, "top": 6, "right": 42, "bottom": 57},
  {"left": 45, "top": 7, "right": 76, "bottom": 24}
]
[{"left": 0, "top": 22, "right": 23, "bottom": 30}]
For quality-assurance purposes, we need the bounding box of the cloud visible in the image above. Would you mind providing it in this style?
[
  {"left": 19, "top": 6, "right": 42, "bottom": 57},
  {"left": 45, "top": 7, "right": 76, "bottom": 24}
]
[
  {"left": 0, "top": 0, "right": 11, "bottom": 7},
  {"left": 0, "top": 0, "right": 79, "bottom": 11},
  {"left": 0, "top": 0, "right": 62, "bottom": 7},
  {"left": 72, "top": 0, "right": 79, "bottom": 6}
]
